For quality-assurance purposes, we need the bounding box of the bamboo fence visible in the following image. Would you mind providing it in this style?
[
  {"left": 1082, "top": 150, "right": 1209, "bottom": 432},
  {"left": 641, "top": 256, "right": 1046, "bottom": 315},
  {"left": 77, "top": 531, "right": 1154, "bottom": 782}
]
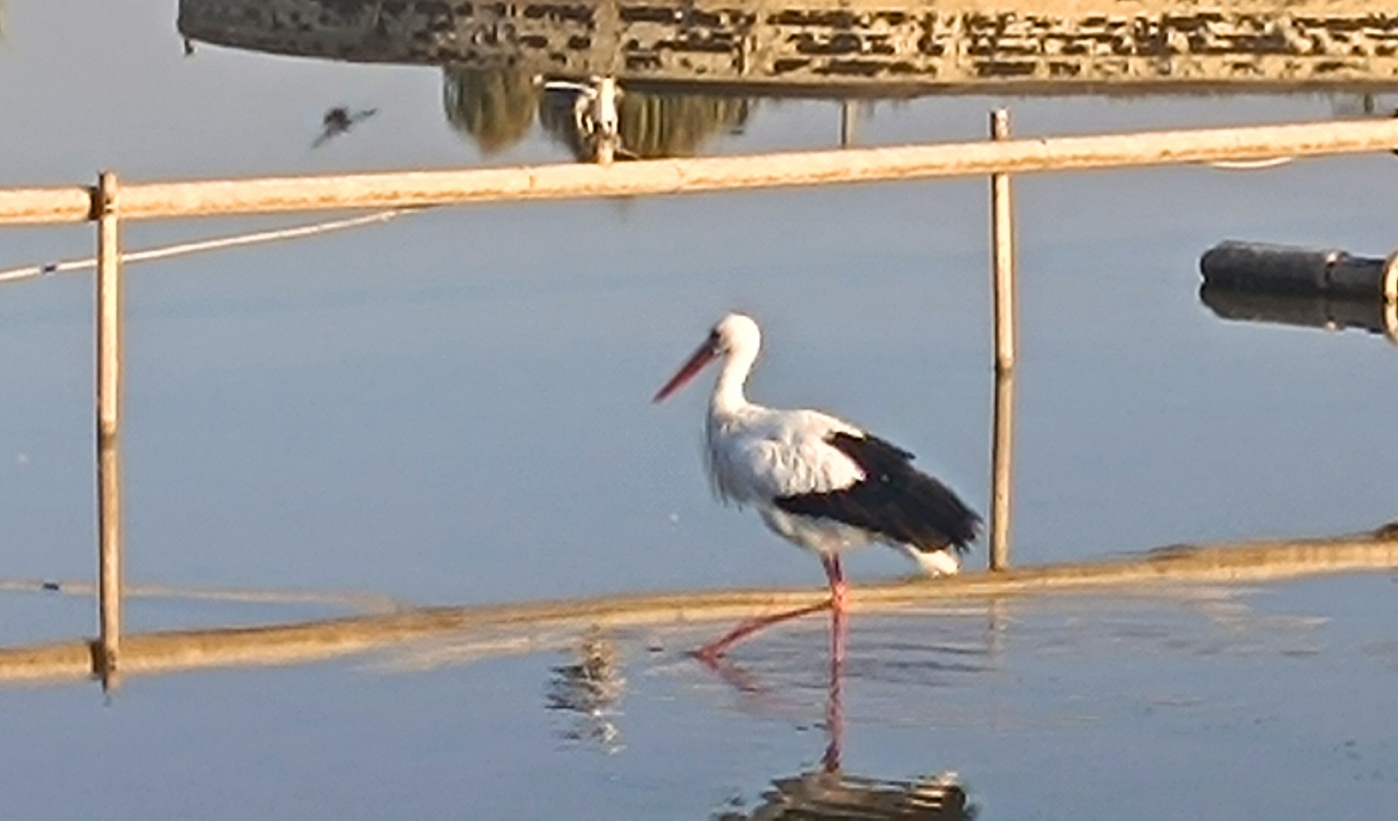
[
  {"left": 1, "top": 528, "right": 1395, "bottom": 685},
  {"left": 4, "top": 113, "right": 1398, "bottom": 685}
]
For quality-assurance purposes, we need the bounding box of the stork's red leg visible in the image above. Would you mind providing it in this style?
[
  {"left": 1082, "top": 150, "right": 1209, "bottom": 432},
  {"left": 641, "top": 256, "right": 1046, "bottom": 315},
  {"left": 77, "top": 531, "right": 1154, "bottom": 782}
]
[
  {"left": 692, "top": 599, "right": 830, "bottom": 664},
  {"left": 692, "top": 554, "right": 850, "bottom": 665},
  {"left": 821, "top": 554, "right": 848, "bottom": 666}
]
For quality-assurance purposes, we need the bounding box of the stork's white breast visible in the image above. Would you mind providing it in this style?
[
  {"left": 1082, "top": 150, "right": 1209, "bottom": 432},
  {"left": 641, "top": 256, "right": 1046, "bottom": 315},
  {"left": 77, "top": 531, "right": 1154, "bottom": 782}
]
[{"left": 706, "top": 407, "right": 866, "bottom": 504}]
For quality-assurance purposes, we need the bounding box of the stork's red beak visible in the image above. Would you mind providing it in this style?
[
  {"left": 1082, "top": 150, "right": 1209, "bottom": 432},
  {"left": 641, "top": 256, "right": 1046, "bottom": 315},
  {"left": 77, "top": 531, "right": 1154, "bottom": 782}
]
[{"left": 653, "top": 337, "right": 718, "bottom": 403}]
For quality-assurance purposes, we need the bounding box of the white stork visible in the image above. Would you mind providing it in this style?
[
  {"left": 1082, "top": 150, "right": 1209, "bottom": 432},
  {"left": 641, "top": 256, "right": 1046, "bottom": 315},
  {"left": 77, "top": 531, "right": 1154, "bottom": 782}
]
[{"left": 653, "top": 313, "right": 980, "bottom": 662}]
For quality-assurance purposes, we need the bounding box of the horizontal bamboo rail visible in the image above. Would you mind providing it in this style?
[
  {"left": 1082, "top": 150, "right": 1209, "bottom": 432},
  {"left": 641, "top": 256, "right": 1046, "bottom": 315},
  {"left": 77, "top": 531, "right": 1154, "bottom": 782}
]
[
  {"left": 2, "top": 528, "right": 1395, "bottom": 685},
  {"left": 4, "top": 119, "right": 1398, "bottom": 225}
]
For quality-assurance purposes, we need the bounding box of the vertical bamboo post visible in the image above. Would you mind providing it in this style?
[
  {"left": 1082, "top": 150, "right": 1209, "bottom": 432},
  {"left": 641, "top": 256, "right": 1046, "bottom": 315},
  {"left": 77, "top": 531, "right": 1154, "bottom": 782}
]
[
  {"left": 96, "top": 171, "right": 123, "bottom": 687},
  {"left": 989, "top": 110, "right": 1017, "bottom": 571}
]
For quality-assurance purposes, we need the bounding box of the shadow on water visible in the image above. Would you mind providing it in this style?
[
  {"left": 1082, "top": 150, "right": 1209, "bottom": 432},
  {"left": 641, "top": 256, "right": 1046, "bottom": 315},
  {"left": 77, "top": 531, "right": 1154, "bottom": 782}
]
[{"left": 179, "top": 0, "right": 1398, "bottom": 157}]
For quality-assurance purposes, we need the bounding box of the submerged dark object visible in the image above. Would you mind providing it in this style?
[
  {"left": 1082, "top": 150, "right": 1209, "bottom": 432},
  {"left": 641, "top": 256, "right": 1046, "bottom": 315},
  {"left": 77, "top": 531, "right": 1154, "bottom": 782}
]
[{"left": 1200, "top": 240, "right": 1398, "bottom": 300}]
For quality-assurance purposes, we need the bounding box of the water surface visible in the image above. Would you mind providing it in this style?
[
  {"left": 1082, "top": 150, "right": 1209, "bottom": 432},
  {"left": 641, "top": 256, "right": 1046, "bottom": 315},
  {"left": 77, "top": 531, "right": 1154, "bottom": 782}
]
[{"left": 2, "top": 1, "right": 1397, "bottom": 817}]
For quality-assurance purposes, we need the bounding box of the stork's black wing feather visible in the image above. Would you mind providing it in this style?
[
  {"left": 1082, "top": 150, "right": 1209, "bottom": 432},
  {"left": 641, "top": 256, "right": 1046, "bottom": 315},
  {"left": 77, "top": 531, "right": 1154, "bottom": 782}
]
[{"left": 772, "top": 432, "right": 981, "bottom": 554}]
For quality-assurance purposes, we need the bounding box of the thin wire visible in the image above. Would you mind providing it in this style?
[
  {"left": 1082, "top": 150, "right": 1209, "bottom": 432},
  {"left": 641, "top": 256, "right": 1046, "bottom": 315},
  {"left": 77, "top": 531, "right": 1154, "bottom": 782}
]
[
  {"left": 0, "top": 577, "right": 402, "bottom": 613},
  {"left": 0, "top": 208, "right": 417, "bottom": 285}
]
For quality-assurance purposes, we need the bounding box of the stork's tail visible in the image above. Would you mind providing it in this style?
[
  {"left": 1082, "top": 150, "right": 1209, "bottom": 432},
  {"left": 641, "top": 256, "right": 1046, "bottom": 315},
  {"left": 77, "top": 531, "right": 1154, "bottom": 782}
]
[{"left": 902, "top": 545, "right": 963, "bottom": 576}]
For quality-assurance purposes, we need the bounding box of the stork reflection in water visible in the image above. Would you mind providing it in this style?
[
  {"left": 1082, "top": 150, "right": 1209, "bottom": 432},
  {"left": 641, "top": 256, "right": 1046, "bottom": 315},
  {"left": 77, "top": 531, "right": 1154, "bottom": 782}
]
[{"left": 713, "top": 637, "right": 973, "bottom": 820}]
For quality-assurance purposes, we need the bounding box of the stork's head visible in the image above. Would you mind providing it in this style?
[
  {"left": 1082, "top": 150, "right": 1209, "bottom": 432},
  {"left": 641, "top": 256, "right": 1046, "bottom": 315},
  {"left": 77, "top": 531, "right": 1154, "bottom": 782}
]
[{"left": 652, "top": 313, "right": 760, "bottom": 403}]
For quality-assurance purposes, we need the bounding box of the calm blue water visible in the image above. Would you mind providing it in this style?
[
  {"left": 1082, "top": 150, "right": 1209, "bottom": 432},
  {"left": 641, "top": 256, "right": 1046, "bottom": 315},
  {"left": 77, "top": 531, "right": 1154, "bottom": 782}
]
[
  {"left": 2, "top": 1, "right": 1398, "bottom": 817},
  {"left": 1, "top": 576, "right": 1396, "bottom": 819}
]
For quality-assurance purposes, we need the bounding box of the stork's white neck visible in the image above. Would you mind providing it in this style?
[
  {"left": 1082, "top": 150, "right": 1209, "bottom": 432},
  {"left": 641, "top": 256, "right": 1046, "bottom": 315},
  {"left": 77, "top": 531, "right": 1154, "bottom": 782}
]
[{"left": 711, "top": 340, "right": 759, "bottom": 416}]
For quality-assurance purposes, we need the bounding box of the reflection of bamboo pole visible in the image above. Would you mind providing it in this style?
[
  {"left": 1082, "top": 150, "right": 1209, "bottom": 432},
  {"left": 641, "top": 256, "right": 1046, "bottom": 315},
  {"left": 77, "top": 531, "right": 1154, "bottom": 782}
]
[
  {"left": 96, "top": 171, "right": 123, "bottom": 689},
  {"left": 989, "top": 110, "right": 1016, "bottom": 571},
  {"left": 986, "top": 594, "right": 1008, "bottom": 660},
  {"left": 2, "top": 531, "right": 1396, "bottom": 685},
  {"left": 6, "top": 119, "right": 1398, "bottom": 225}
]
